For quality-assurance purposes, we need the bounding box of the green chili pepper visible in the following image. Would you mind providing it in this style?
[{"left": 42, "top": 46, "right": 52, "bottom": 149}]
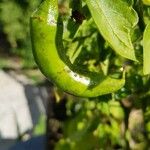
[{"left": 30, "top": 0, "right": 125, "bottom": 97}]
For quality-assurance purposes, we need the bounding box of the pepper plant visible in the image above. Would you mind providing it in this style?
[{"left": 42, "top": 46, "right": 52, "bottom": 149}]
[{"left": 30, "top": 0, "right": 150, "bottom": 149}]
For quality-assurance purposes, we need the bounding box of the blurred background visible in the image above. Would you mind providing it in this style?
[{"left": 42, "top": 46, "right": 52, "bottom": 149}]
[{"left": 0, "top": 0, "right": 48, "bottom": 149}]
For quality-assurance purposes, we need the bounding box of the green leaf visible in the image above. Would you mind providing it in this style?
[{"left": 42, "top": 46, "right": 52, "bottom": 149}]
[
  {"left": 143, "top": 22, "right": 150, "bottom": 75},
  {"left": 86, "top": 0, "right": 138, "bottom": 61},
  {"left": 142, "top": 0, "right": 150, "bottom": 6}
]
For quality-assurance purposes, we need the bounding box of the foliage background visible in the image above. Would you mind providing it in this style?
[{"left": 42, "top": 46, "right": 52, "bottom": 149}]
[{"left": 0, "top": 0, "right": 41, "bottom": 68}]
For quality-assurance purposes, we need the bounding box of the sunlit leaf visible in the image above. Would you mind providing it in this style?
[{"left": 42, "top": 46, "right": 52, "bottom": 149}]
[
  {"left": 143, "top": 22, "right": 150, "bottom": 75},
  {"left": 86, "top": 0, "right": 138, "bottom": 61},
  {"left": 142, "top": 0, "right": 150, "bottom": 6}
]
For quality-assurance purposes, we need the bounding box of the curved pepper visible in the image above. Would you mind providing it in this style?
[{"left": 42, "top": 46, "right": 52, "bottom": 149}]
[{"left": 30, "top": 0, "right": 125, "bottom": 97}]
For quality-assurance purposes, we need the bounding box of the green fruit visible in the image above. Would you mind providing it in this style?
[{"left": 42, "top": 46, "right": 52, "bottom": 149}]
[
  {"left": 30, "top": 0, "right": 125, "bottom": 97},
  {"left": 109, "top": 101, "right": 124, "bottom": 120}
]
